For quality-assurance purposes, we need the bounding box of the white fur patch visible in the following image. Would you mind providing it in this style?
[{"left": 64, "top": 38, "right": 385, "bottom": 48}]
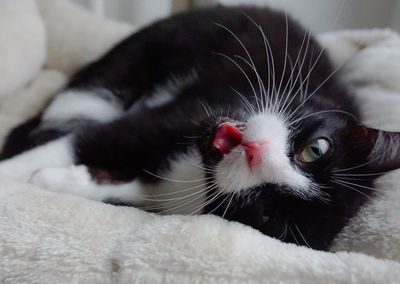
[
  {"left": 43, "top": 89, "right": 123, "bottom": 122},
  {"left": 215, "top": 114, "right": 316, "bottom": 198},
  {"left": 31, "top": 165, "right": 146, "bottom": 203},
  {"left": 30, "top": 149, "right": 207, "bottom": 214},
  {"left": 140, "top": 149, "right": 207, "bottom": 215},
  {"left": 0, "top": 137, "right": 74, "bottom": 182},
  {"left": 143, "top": 70, "right": 198, "bottom": 109}
]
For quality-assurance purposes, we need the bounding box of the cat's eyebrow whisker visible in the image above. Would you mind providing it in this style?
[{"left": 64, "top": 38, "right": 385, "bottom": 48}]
[
  {"left": 285, "top": 57, "right": 351, "bottom": 123},
  {"left": 332, "top": 179, "right": 376, "bottom": 201},
  {"left": 333, "top": 171, "right": 395, "bottom": 177},
  {"left": 333, "top": 156, "right": 382, "bottom": 173},
  {"left": 285, "top": 0, "right": 349, "bottom": 122},
  {"left": 287, "top": 109, "right": 357, "bottom": 126},
  {"left": 333, "top": 178, "right": 385, "bottom": 193}
]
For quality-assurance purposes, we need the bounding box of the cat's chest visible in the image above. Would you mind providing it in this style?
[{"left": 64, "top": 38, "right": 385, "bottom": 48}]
[{"left": 139, "top": 148, "right": 208, "bottom": 215}]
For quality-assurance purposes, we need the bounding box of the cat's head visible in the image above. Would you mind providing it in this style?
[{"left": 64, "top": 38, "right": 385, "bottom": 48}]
[{"left": 197, "top": 96, "right": 400, "bottom": 250}]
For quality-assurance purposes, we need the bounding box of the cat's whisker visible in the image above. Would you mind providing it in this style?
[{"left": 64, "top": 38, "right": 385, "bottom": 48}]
[
  {"left": 259, "top": 23, "right": 278, "bottom": 114},
  {"left": 231, "top": 87, "right": 257, "bottom": 116},
  {"left": 278, "top": 220, "right": 288, "bottom": 241},
  {"left": 234, "top": 55, "right": 267, "bottom": 113},
  {"left": 145, "top": 183, "right": 219, "bottom": 213},
  {"left": 288, "top": 224, "right": 300, "bottom": 246},
  {"left": 135, "top": 181, "right": 213, "bottom": 200},
  {"left": 242, "top": 13, "right": 277, "bottom": 114},
  {"left": 278, "top": 29, "right": 312, "bottom": 117},
  {"left": 143, "top": 169, "right": 213, "bottom": 183},
  {"left": 294, "top": 223, "right": 311, "bottom": 249},
  {"left": 213, "top": 51, "right": 260, "bottom": 112},
  {"left": 189, "top": 187, "right": 227, "bottom": 215},
  {"left": 277, "top": 27, "right": 311, "bottom": 117},
  {"left": 222, "top": 192, "right": 235, "bottom": 219},
  {"left": 214, "top": 22, "right": 263, "bottom": 113},
  {"left": 203, "top": 190, "right": 234, "bottom": 216},
  {"left": 275, "top": 11, "right": 289, "bottom": 103}
]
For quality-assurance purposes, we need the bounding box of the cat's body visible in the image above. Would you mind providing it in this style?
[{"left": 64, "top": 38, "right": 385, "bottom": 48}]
[{"left": 1, "top": 6, "right": 400, "bottom": 251}]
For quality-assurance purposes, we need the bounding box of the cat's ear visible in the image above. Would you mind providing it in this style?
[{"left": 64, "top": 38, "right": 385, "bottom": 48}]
[{"left": 352, "top": 125, "right": 400, "bottom": 173}]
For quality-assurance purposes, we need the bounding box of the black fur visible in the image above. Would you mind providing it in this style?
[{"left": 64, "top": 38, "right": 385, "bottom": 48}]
[{"left": 2, "top": 6, "right": 400, "bottom": 251}]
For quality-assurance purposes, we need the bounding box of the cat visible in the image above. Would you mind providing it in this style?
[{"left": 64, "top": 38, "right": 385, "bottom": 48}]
[{"left": 1, "top": 6, "right": 400, "bottom": 251}]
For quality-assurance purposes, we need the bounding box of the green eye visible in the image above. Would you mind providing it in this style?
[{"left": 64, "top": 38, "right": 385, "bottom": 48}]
[{"left": 299, "top": 139, "right": 330, "bottom": 163}]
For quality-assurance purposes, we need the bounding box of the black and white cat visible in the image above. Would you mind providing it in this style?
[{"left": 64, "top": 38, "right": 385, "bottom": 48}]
[{"left": 1, "top": 6, "right": 399, "bottom": 251}]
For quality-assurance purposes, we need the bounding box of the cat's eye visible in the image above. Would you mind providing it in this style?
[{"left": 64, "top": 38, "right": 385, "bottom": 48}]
[{"left": 299, "top": 138, "right": 330, "bottom": 163}]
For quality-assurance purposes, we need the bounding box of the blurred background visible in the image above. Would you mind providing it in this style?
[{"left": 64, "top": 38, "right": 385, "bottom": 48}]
[{"left": 70, "top": 0, "right": 400, "bottom": 33}]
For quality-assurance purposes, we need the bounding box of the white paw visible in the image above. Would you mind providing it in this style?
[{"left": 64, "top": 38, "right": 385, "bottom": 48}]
[
  {"left": 0, "top": 161, "right": 36, "bottom": 182},
  {"left": 30, "top": 165, "right": 92, "bottom": 195}
]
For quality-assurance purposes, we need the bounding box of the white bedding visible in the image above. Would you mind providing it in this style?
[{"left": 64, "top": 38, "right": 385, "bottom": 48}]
[{"left": 0, "top": 0, "right": 399, "bottom": 283}]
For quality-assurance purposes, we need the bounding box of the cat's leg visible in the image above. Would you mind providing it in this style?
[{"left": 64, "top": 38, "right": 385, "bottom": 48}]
[{"left": 30, "top": 165, "right": 145, "bottom": 205}]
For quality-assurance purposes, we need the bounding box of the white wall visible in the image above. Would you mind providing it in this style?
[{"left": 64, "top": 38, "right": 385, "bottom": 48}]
[
  {"left": 70, "top": 0, "right": 400, "bottom": 33},
  {"left": 198, "top": 0, "right": 399, "bottom": 33}
]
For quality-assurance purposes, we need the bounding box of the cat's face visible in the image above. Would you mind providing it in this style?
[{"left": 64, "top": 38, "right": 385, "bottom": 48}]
[{"left": 198, "top": 97, "right": 400, "bottom": 250}]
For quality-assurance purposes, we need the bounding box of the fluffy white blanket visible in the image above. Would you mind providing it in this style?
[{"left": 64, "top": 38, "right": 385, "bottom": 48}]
[{"left": 0, "top": 1, "right": 399, "bottom": 283}]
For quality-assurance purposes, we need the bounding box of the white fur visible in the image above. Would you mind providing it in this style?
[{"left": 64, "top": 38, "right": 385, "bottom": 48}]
[
  {"left": 216, "top": 114, "right": 314, "bottom": 198},
  {"left": 144, "top": 70, "right": 199, "bottom": 109},
  {"left": 43, "top": 89, "right": 123, "bottom": 123},
  {"left": 0, "top": 0, "right": 399, "bottom": 279},
  {"left": 30, "top": 165, "right": 146, "bottom": 203},
  {"left": 30, "top": 150, "right": 207, "bottom": 215},
  {"left": 0, "top": 137, "right": 74, "bottom": 182},
  {"left": 140, "top": 150, "right": 207, "bottom": 215}
]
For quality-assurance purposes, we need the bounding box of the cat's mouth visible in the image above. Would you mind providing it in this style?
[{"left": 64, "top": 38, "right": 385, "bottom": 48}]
[{"left": 212, "top": 122, "right": 245, "bottom": 155}]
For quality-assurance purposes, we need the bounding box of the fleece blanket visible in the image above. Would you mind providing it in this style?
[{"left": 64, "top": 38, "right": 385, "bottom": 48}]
[{"left": 0, "top": 0, "right": 399, "bottom": 283}]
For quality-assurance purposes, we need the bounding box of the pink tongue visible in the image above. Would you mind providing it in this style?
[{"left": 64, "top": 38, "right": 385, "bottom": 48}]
[{"left": 213, "top": 124, "right": 243, "bottom": 155}]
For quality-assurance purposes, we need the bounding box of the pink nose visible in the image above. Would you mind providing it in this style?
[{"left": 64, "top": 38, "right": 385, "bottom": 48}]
[{"left": 242, "top": 141, "right": 269, "bottom": 169}]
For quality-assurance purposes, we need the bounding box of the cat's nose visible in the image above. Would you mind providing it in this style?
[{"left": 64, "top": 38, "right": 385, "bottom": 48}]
[{"left": 242, "top": 141, "right": 269, "bottom": 169}]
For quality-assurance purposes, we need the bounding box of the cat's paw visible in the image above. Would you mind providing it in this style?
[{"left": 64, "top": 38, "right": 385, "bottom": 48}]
[
  {"left": 30, "top": 165, "right": 92, "bottom": 195},
  {"left": 0, "top": 160, "right": 36, "bottom": 182}
]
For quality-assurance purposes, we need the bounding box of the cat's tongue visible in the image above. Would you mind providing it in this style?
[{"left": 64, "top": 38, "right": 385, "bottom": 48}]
[{"left": 213, "top": 124, "right": 243, "bottom": 155}]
